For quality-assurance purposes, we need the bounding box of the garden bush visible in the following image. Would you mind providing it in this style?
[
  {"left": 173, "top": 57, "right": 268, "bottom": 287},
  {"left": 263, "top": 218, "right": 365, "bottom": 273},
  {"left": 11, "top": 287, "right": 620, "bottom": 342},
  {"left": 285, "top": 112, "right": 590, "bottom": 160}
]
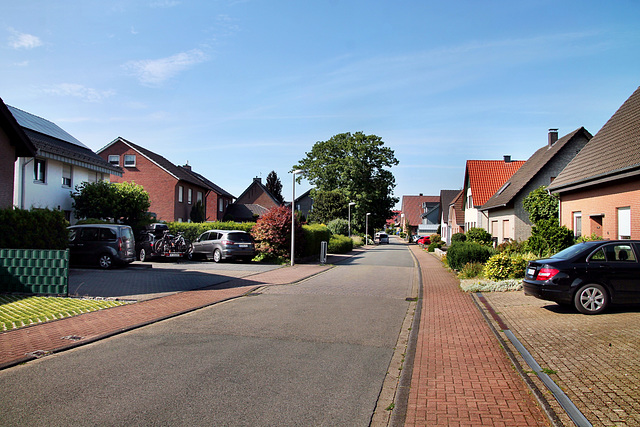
[
  {"left": 0, "top": 208, "right": 67, "bottom": 250},
  {"left": 327, "top": 218, "right": 349, "bottom": 236},
  {"left": 466, "top": 227, "right": 493, "bottom": 246},
  {"left": 252, "top": 206, "right": 304, "bottom": 261},
  {"left": 458, "top": 262, "right": 484, "bottom": 279},
  {"left": 446, "top": 241, "right": 493, "bottom": 271},
  {"left": 483, "top": 252, "right": 539, "bottom": 280},
  {"left": 525, "top": 218, "right": 574, "bottom": 257},
  {"left": 495, "top": 239, "right": 526, "bottom": 254},
  {"left": 427, "top": 240, "right": 443, "bottom": 252},
  {"left": 328, "top": 234, "right": 353, "bottom": 254},
  {"left": 451, "top": 232, "right": 466, "bottom": 243}
]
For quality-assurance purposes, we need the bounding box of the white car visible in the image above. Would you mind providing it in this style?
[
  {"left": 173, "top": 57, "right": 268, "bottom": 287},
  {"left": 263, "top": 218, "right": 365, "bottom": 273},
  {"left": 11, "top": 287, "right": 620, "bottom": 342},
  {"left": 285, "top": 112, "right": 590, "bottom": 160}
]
[{"left": 375, "top": 232, "right": 389, "bottom": 244}]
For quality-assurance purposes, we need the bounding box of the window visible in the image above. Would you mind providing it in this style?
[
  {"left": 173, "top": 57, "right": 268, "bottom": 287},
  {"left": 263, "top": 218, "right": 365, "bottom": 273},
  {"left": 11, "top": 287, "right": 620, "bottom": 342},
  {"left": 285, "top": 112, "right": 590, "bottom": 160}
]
[
  {"left": 34, "top": 159, "right": 46, "bottom": 183},
  {"left": 87, "top": 172, "right": 105, "bottom": 183},
  {"left": 573, "top": 212, "right": 582, "bottom": 238},
  {"left": 62, "top": 164, "right": 72, "bottom": 187},
  {"left": 188, "top": 188, "right": 192, "bottom": 204},
  {"left": 124, "top": 154, "right": 136, "bottom": 167},
  {"left": 178, "top": 186, "right": 184, "bottom": 203},
  {"left": 108, "top": 155, "right": 119, "bottom": 166},
  {"left": 197, "top": 191, "right": 203, "bottom": 203},
  {"left": 618, "top": 207, "right": 631, "bottom": 239},
  {"left": 219, "top": 198, "right": 224, "bottom": 212}
]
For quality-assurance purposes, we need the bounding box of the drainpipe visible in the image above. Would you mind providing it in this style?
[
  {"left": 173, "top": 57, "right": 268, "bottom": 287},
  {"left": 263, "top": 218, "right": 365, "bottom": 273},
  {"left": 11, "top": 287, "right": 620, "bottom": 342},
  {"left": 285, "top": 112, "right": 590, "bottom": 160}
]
[{"left": 21, "top": 157, "right": 34, "bottom": 209}]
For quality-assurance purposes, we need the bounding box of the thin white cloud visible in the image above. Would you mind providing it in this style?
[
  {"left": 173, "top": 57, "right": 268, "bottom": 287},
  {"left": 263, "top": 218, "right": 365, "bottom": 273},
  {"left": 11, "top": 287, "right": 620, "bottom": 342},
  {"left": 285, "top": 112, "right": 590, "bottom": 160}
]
[
  {"left": 8, "top": 29, "right": 42, "bottom": 49},
  {"left": 123, "top": 49, "right": 207, "bottom": 86},
  {"left": 43, "top": 83, "right": 115, "bottom": 102},
  {"left": 149, "top": 0, "right": 181, "bottom": 8}
]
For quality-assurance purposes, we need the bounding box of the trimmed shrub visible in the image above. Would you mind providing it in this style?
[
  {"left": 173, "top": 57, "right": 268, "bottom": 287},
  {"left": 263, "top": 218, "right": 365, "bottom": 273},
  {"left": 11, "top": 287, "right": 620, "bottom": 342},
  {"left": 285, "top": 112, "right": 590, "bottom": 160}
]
[
  {"left": 302, "top": 224, "right": 331, "bottom": 257},
  {"left": 430, "top": 233, "right": 442, "bottom": 243},
  {"left": 351, "top": 235, "right": 364, "bottom": 247},
  {"left": 328, "top": 234, "right": 353, "bottom": 254},
  {"left": 466, "top": 227, "right": 492, "bottom": 246},
  {"left": 446, "top": 241, "right": 493, "bottom": 271},
  {"left": 576, "top": 233, "right": 605, "bottom": 243},
  {"left": 495, "top": 239, "right": 526, "bottom": 254},
  {"left": 327, "top": 218, "right": 349, "bottom": 236},
  {"left": 0, "top": 208, "right": 68, "bottom": 250},
  {"left": 427, "top": 240, "right": 443, "bottom": 252},
  {"left": 451, "top": 232, "right": 466, "bottom": 243}
]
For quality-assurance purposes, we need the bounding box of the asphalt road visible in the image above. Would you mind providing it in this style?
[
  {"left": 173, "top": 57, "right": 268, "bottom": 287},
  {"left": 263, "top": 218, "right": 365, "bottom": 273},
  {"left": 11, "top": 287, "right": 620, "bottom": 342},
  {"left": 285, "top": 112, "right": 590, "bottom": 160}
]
[{"left": 0, "top": 242, "right": 415, "bottom": 426}]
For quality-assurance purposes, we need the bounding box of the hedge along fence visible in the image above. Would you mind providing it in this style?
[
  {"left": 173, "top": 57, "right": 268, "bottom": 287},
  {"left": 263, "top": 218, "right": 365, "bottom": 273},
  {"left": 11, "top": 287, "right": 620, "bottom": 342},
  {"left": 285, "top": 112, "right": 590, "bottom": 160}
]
[
  {"left": 0, "top": 208, "right": 70, "bottom": 295},
  {"left": 0, "top": 249, "right": 69, "bottom": 295}
]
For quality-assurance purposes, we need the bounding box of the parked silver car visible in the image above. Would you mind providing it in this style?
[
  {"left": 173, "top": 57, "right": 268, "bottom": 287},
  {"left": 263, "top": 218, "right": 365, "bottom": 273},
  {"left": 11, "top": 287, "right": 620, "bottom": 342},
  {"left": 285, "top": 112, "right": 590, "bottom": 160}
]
[
  {"left": 189, "top": 230, "right": 255, "bottom": 262},
  {"left": 68, "top": 224, "right": 136, "bottom": 269}
]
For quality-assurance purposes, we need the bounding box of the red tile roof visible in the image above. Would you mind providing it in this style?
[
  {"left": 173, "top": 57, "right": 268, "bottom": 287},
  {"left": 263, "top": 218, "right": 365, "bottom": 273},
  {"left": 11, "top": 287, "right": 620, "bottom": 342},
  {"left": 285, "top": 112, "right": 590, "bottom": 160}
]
[
  {"left": 401, "top": 195, "right": 440, "bottom": 227},
  {"left": 464, "top": 160, "right": 525, "bottom": 207}
]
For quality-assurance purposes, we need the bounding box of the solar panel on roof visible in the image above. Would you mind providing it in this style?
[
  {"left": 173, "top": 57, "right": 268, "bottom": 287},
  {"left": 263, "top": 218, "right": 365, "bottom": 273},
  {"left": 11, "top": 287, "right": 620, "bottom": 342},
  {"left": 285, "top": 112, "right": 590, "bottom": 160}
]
[{"left": 7, "top": 105, "right": 90, "bottom": 149}]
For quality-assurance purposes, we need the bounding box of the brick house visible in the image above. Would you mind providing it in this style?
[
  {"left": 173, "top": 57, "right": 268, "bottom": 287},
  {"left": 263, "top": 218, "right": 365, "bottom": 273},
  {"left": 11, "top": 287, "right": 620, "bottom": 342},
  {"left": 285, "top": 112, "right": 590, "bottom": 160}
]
[
  {"left": 481, "top": 128, "right": 592, "bottom": 242},
  {"left": 225, "top": 177, "right": 282, "bottom": 221},
  {"left": 400, "top": 195, "right": 440, "bottom": 238},
  {"left": 462, "top": 157, "right": 525, "bottom": 232},
  {"left": 439, "top": 189, "right": 461, "bottom": 245},
  {"left": 7, "top": 104, "right": 121, "bottom": 222},
  {"left": 549, "top": 86, "right": 640, "bottom": 240},
  {"left": 0, "top": 98, "right": 36, "bottom": 209},
  {"left": 98, "top": 137, "right": 234, "bottom": 222},
  {"left": 447, "top": 189, "right": 465, "bottom": 239}
]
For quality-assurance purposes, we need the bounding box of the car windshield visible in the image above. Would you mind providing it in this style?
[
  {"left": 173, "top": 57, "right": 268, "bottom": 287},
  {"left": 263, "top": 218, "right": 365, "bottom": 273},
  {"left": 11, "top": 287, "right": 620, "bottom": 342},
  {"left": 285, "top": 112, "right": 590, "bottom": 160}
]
[
  {"left": 227, "top": 232, "right": 252, "bottom": 243},
  {"left": 549, "top": 241, "right": 600, "bottom": 260}
]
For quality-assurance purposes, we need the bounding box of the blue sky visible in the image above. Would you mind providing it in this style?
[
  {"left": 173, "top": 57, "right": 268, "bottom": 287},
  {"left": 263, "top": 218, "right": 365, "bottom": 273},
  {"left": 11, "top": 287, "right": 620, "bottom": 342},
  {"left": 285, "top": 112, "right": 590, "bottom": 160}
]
[{"left": 2, "top": 1, "right": 639, "bottom": 209}]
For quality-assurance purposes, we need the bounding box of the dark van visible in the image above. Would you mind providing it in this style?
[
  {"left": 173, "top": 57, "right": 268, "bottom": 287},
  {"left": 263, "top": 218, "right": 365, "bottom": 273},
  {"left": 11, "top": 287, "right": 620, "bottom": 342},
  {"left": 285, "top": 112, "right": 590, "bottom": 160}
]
[{"left": 68, "top": 224, "right": 136, "bottom": 269}]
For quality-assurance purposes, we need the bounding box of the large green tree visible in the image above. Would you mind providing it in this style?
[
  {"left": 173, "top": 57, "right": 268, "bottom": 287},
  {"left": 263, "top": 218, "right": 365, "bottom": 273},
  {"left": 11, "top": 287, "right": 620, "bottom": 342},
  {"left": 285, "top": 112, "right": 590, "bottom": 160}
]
[
  {"left": 307, "top": 189, "right": 348, "bottom": 224},
  {"left": 71, "top": 181, "right": 151, "bottom": 225},
  {"left": 523, "top": 186, "right": 558, "bottom": 224},
  {"left": 294, "top": 132, "right": 399, "bottom": 231}
]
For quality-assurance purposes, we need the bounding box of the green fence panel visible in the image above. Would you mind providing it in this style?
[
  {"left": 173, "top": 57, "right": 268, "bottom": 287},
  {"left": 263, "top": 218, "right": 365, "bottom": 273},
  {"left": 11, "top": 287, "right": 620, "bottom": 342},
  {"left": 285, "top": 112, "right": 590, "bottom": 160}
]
[{"left": 0, "top": 249, "right": 69, "bottom": 295}]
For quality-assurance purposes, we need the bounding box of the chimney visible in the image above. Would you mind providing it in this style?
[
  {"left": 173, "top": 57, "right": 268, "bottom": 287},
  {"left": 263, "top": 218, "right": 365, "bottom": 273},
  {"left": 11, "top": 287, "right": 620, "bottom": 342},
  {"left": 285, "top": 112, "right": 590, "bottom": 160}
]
[
  {"left": 503, "top": 155, "right": 511, "bottom": 163},
  {"left": 419, "top": 193, "right": 423, "bottom": 196},
  {"left": 253, "top": 177, "right": 262, "bottom": 184},
  {"left": 548, "top": 128, "right": 558, "bottom": 147},
  {"left": 183, "top": 162, "right": 191, "bottom": 171}
]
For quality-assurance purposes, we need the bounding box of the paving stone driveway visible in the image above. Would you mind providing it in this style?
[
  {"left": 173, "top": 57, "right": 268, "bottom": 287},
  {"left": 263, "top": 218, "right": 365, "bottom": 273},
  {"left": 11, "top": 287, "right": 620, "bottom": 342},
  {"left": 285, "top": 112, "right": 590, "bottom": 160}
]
[{"left": 480, "top": 291, "right": 640, "bottom": 426}]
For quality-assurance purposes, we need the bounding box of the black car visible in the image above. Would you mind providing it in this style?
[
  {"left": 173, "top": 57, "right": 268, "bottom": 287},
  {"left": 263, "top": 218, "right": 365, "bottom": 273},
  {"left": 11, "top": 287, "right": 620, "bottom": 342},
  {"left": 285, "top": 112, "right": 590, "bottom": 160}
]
[{"left": 523, "top": 240, "right": 640, "bottom": 314}]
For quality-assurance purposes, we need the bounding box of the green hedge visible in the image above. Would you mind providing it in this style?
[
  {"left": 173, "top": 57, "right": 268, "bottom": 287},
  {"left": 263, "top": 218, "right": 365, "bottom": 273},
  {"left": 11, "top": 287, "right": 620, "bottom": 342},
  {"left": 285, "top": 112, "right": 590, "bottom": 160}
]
[
  {"left": 302, "top": 224, "right": 331, "bottom": 257},
  {"left": 446, "top": 241, "right": 493, "bottom": 271},
  {"left": 167, "top": 221, "right": 256, "bottom": 243},
  {"left": 0, "top": 208, "right": 68, "bottom": 250},
  {"left": 328, "top": 234, "right": 353, "bottom": 254}
]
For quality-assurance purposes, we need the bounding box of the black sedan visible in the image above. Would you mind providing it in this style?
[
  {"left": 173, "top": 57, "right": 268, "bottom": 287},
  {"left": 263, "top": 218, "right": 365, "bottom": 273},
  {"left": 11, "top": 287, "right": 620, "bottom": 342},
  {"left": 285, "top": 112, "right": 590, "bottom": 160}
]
[{"left": 523, "top": 240, "right": 640, "bottom": 314}]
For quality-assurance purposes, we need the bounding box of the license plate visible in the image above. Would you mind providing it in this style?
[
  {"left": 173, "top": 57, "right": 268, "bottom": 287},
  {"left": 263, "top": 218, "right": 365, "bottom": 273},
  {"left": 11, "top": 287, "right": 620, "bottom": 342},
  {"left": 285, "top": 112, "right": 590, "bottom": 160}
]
[
  {"left": 527, "top": 267, "right": 536, "bottom": 277},
  {"left": 239, "top": 244, "right": 249, "bottom": 248},
  {"left": 168, "top": 253, "right": 181, "bottom": 257}
]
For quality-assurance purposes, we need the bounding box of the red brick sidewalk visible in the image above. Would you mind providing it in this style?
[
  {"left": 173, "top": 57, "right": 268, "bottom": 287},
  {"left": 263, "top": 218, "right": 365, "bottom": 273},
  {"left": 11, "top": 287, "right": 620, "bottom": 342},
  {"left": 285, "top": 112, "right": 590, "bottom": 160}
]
[
  {"left": 0, "top": 264, "right": 329, "bottom": 369},
  {"left": 405, "top": 246, "right": 550, "bottom": 426}
]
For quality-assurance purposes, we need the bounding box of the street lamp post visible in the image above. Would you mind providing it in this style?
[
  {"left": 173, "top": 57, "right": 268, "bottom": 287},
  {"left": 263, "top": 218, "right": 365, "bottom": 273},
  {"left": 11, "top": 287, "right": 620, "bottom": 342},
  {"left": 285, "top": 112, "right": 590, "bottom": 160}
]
[
  {"left": 348, "top": 202, "right": 356, "bottom": 237},
  {"left": 291, "top": 170, "right": 303, "bottom": 266},
  {"left": 366, "top": 213, "right": 371, "bottom": 245}
]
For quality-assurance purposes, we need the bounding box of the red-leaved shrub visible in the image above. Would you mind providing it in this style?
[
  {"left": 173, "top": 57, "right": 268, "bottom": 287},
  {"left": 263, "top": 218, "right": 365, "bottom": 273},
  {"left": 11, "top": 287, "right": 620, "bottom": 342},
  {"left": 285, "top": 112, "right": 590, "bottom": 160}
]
[{"left": 252, "top": 206, "right": 304, "bottom": 261}]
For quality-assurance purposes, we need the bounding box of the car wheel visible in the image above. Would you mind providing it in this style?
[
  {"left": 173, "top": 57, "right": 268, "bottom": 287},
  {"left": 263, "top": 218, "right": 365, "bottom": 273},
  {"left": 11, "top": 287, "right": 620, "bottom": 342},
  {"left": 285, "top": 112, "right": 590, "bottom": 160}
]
[
  {"left": 139, "top": 248, "right": 148, "bottom": 262},
  {"left": 574, "top": 283, "right": 608, "bottom": 314},
  {"left": 212, "top": 249, "right": 222, "bottom": 263},
  {"left": 98, "top": 254, "right": 113, "bottom": 269}
]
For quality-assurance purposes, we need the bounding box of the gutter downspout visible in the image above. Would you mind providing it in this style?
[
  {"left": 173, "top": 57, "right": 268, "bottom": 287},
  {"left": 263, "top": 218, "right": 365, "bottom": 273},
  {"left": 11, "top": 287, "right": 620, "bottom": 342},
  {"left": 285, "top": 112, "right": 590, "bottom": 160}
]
[{"left": 21, "top": 157, "right": 34, "bottom": 209}]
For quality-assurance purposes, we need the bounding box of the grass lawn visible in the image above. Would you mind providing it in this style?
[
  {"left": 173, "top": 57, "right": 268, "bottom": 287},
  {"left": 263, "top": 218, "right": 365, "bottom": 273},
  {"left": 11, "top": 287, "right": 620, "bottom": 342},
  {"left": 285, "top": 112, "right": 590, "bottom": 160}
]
[{"left": 0, "top": 295, "right": 130, "bottom": 331}]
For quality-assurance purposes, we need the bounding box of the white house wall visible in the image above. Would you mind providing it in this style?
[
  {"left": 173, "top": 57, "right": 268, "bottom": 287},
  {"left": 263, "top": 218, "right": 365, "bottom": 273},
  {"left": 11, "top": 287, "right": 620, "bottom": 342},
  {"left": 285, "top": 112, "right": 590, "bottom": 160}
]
[{"left": 14, "top": 157, "right": 110, "bottom": 223}]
